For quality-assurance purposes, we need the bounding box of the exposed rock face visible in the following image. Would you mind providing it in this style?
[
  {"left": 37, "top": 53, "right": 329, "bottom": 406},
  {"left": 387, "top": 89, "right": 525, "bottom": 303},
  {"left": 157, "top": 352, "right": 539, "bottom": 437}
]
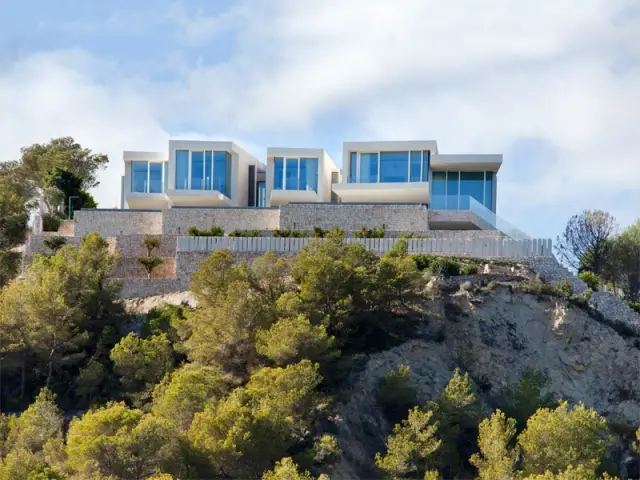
[
  {"left": 330, "top": 286, "right": 640, "bottom": 479},
  {"left": 122, "top": 291, "right": 196, "bottom": 315}
]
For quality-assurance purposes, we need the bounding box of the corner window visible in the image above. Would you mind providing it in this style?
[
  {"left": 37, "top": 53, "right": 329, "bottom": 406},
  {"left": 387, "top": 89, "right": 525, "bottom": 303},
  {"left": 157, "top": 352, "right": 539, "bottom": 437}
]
[{"left": 131, "top": 161, "right": 164, "bottom": 193}]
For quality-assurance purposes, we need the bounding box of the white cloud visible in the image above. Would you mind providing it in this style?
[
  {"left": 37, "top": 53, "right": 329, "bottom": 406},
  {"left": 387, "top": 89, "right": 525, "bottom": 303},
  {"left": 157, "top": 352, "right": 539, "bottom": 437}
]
[{"left": 0, "top": 49, "right": 169, "bottom": 209}]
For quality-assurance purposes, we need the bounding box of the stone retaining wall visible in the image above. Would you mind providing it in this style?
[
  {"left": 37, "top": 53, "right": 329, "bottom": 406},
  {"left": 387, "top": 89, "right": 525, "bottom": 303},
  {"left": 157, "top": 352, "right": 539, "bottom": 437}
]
[
  {"left": 162, "top": 207, "right": 280, "bottom": 235},
  {"left": 112, "top": 235, "right": 178, "bottom": 257},
  {"left": 74, "top": 210, "right": 163, "bottom": 236},
  {"left": 279, "top": 203, "right": 429, "bottom": 233},
  {"left": 117, "top": 278, "right": 189, "bottom": 299},
  {"left": 113, "top": 257, "right": 177, "bottom": 279}
]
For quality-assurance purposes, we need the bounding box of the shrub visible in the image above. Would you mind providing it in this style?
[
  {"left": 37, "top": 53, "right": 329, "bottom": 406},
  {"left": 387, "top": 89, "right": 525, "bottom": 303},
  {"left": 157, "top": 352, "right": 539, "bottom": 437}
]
[
  {"left": 273, "top": 227, "right": 308, "bottom": 238},
  {"left": 187, "top": 225, "right": 225, "bottom": 236},
  {"left": 461, "top": 264, "right": 479, "bottom": 275},
  {"left": 228, "top": 229, "right": 260, "bottom": 237},
  {"left": 579, "top": 271, "right": 601, "bottom": 291},
  {"left": 43, "top": 236, "right": 67, "bottom": 252},
  {"left": 553, "top": 280, "right": 573, "bottom": 298},
  {"left": 432, "top": 257, "right": 461, "bottom": 277},
  {"left": 413, "top": 254, "right": 436, "bottom": 271},
  {"left": 627, "top": 302, "right": 640, "bottom": 314},
  {"left": 376, "top": 365, "right": 417, "bottom": 423},
  {"left": 401, "top": 233, "right": 429, "bottom": 238},
  {"left": 354, "top": 226, "right": 385, "bottom": 238},
  {"left": 41, "top": 213, "right": 61, "bottom": 232}
]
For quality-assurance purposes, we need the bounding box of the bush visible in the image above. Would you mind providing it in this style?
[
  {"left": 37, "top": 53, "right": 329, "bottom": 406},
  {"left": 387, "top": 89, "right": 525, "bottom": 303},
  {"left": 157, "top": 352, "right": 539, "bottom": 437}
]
[
  {"left": 273, "top": 227, "right": 308, "bottom": 238},
  {"left": 579, "top": 271, "right": 601, "bottom": 291},
  {"left": 376, "top": 365, "right": 417, "bottom": 423},
  {"left": 41, "top": 214, "right": 61, "bottom": 232},
  {"left": 228, "top": 229, "right": 260, "bottom": 237},
  {"left": 461, "top": 264, "right": 479, "bottom": 275},
  {"left": 354, "top": 226, "right": 385, "bottom": 238},
  {"left": 628, "top": 302, "right": 640, "bottom": 314},
  {"left": 432, "top": 257, "right": 461, "bottom": 277},
  {"left": 401, "top": 233, "right": 429, "bottom": 239},
  {"left": 187, "top": 225, "right": 225, "bottom": 237},
  {"left": 43, "top": 236, "right": 67, "bottom": 252},
  {"left": 413, "top": 254, "right": 436, "bottom": 271},
  {"left": 553, "top": 280, "right": 573, "bottom": 298}
]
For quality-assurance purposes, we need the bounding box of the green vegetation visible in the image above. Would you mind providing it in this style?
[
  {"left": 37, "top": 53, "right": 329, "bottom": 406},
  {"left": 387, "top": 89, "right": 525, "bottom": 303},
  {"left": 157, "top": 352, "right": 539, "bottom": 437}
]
[
  {"left": 579, "top": 270, "right": 601, "bottom": 290},
  {"left": 187, "top": 225, "right": 225, "bottom": 236},
  {"left": 273, "top": 227, "right": 309, "bottom": 237},
  {"left": 136, "top": 235, "right": 164, "bottom": 278},
  {"left": 42, "top": 236, "right": 67, "bottom": 253},
  {"left": 376, "top": 365, "right": 417, "bottom": 424},
  {"left": 629, "top": 302, "right": 640, "bottom": 314},
  {"left": 228, "top": 229, "right": 261, "bottom": 237},
  {"left": 354, "top": 226, "right": 385, "bottom": 238}
]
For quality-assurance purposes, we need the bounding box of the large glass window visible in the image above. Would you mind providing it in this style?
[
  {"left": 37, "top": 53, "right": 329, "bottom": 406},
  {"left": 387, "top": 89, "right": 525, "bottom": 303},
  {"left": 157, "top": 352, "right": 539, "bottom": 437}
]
[
  {"left": 484, "top": 172, "right": 493, "bottom": 210},
  {"left": 410, "top": 151, "right": 421, "bottom": 182},
  {"left": 300, "top": 158, "right": 318, "bottom": 192},
  {"left": 274, "top": 157, "right": 284, "bottom": 190},
  {"left": 350, "top": 152, "right": 358, "bottom": 183},
  {"left": 432, "top": 172, "right": 446, "bottom": 209},
  {"left": 257, "top": 181, "right": 266, "bottom": 207},
  {"left": 131, "top": 161, "right": 148, "bottom": 193},
  {"left": 175, "top": 150, "right": 189, "bottom": 190},
  {"left": 149, "top": 163, "right": 163, "bottom": 193},
  {"left": 446, "top": 171, "right": 459, "bottom": 210},
  {"left": 285, "top": 158, "right": 299, "bottom": 190},
  {"left": 380, "top": 151, "right": 409, "bottom": 183},
  {"left": 213, "top": 151, "right": 230, "bottom": 197},
  {"left": 422, "top": 151, "right": 430, "bottom": 181},
  {"left": 191, "top": 151, "right": 204, "bottom": 190},
  {"left": 460, "top": 172, "right": 484, "bottom": 208},
  {"left": 205, "top": 151, "right": 213, "bottom": 190},
  {"left": 360, "top": 153, "right": 378, "bottom": 183}
]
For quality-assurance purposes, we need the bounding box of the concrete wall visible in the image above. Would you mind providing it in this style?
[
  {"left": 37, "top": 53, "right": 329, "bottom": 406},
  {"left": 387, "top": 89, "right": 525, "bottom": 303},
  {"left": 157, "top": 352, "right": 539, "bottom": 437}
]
[
  {"left": 74, "top": 209, "right": 164, "bottom": 237},
  {"left": 279, "top": 203, "right": 429, "bottom": 233},
  {"left": 162, "top": 207, "right": 280, "bottom": 235}
]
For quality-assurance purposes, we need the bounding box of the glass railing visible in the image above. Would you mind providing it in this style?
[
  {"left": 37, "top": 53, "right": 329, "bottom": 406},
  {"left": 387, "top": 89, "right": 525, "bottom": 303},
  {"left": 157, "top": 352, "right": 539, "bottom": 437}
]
[
  {"left": 430, "top": 194, "right": 530, "bottom": 240},
  {"left": 346, "top": 176, "right": 428, "bottom": 184}
]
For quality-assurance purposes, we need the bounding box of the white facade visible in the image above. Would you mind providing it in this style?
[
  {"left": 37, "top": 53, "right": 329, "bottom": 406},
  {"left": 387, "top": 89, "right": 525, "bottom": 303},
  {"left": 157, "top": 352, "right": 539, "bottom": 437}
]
[{"left": 265, "top": 147, "right": 338, "bottom": 207}]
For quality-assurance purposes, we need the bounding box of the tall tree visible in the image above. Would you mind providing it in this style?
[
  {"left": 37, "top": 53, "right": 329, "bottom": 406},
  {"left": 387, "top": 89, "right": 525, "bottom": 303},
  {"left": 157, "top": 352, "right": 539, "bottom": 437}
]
[
  {"left": 19, "top": 137, "right": 108, "bottom": 190},
  {"left": 555, "top": 210, "right": 616, "bottom": 274},
  {"left": 610, "top": 221, "right": 640, "bottom": 302},
  {"left": 43, "top": 168, "right": 97, "bottom": 218},
  {"left": 0, "top": 178, "right": 29, "bottom": 288}
]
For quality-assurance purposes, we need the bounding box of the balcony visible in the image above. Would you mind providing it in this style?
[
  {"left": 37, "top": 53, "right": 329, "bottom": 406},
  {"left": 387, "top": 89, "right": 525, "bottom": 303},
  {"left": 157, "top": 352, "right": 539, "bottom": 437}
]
[
  {"left": 332, "top": 176, "right": 429, "bottom": 203},
  {"left": 270, "top": 183, "right": 321, "bottom": 206}
]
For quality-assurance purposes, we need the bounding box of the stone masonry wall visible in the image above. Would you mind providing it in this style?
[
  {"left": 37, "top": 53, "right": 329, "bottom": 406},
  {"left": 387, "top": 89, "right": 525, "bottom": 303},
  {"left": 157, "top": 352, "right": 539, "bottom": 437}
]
[
  {"left": 113, "top": 235, "right": 178, "bottom": 257},
  {"left": 162, "top": 208, "right": 280, "bottom": 235},
  {"left": 428, "top": 230, "right": 506, "bottom": 240},
  {"left": 74, "top": 210, "right": 163, "bottom": 237},
  {"left": 113, "top": 257, "right": 176, "bottom": 279},
  {"left": 279, "top": 204, "right": 429, "bottom": 233}
]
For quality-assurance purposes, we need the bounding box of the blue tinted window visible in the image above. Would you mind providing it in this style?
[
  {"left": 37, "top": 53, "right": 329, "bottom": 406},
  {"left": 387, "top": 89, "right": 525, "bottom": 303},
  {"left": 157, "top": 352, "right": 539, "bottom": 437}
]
[
  {"left": 422, "top": 151, "right": 430, "bottom": 181},
  {"left": 300, "top": 158, "right": 318, "bottom": 192},
  {"left": 446, "top": 171, "right": 459, "bottom": 210},
  {"left": 131, "top": 161, "right": 148, "bottom": 193},
  {"left": 432, "top": 171, "right": 446, "bottom": 209},
  {"left": 191, "top": 151, "right": 204, "bottom": 190},
  {"left": 460, "top": 171, "right": 484, "bottom": 207},
  {"left": 274, "top": 157, "right": 284, "bottom": 190},
  {"left": 149, "top": 163, "right": 163, "bottom": 193},
  {"left": 410, "top": 151, "right": 421, "bottom": 182},
  {"left": 286, "top": 158, "right": 299, "bottom": 190},
  {"left": 380, "top": 151, "right": 409, "bottom": 183},
  {"left": 175, "top": 150, "right": 189, "bottom": 190},
  {"left": 360, "top": 153, "right": 378, "bottom": 183},
  {"left": 205, "top": 151, "right": 213, "bottom": 190},
  {"left": 257, "top": 181, "right": 266, "bottom": 207},
  {"left": 213, "top": 151, "right": 230, "bottom": 196},
  {"left": 350, "top": 152, "right": 358, "bottom": 183},
  {"left": 484, "top": 172, "right": 493, "bottom": 210}
]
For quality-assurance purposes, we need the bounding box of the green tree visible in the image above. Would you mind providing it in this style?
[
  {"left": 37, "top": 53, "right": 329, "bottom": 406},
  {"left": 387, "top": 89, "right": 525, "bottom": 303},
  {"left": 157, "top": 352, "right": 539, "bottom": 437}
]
[
  {"left": 428, "top": 369, "right": 484, "bottom": 477},
  {"left": 255, "top": 315, "right": 337, "bottom": 366},
  {"left": 0, "top": 161, "right": 38, "bottom": 209},
  {"left": 110, "top": 333, "right": 174, "bottom": 401},
  {"left": 19, "top": 137, "right": 108, "bottom": 190},
  {"left": 263, "top": 457, "right": 314, "bottom": 480},
  {"left": 65, "top": 402, "right": 181, "bottom": 479},
  {"left": 136, "top": 235, "right": 164, "bottom": 279},
  {"left": 609, "top": 221, "right": 640, "bottom": 302},
  {"left": 0, "top": 448, "right": 50, "bottom": 480},
  {"left": 469, "top": 410, "right": 517, "bottom": 480},
  {"left": 151, "top": 364, "right": 229, "bottom": 431},
  {"left": 517, "top": 401, "right": 611, "bottom": 476},
  {"left": 495, "top": 368, "right": 556, "bottom": 430},
  {"left": 6, "top": 388, "right": 63, "bottom": 454},
  {"left": 189, "top": 390, "right": 292, "bottom": 478},
  {"left": 375, "top": 407, "right": 441, "bottom": 479},
  {"left": 522, "top": 464, "right": 607, "bottom": 479},
  {"left": 555, "top": 210, "right": 616, "bottom": 274},
  {"left": 44, "top": 168, "right": 97, "bottom": 218},
  {"left": 376, "top": 365, "right": 417, "bottom": 424},
  {"left": 0, "top": 178, "right": 29, "bottom": 287}
]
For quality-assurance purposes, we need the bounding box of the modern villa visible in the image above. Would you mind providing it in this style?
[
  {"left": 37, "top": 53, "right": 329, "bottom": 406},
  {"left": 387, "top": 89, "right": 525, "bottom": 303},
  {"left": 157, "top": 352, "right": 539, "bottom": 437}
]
[{"left": 120, "top": 139, "right": 505, "bottom": 231}]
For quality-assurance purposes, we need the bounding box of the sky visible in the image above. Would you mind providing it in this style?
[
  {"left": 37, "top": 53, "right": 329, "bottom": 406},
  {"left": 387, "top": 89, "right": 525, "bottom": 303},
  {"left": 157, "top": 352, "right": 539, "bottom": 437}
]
[{"left": 1, "top": 0, "right": 639, "bottom": 239}]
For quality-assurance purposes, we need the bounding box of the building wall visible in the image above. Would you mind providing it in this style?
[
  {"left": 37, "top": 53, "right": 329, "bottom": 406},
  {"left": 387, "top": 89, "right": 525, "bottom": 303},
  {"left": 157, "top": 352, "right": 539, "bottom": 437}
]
[
  {"left": 162, "top": 207, "right": 280, "bottom": 235},
  {"left": 74, "top": 210, "right": 163, "bottom": 236},
  {"left": 279, "top": 203, "right": 429, "bottom": 232}
]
